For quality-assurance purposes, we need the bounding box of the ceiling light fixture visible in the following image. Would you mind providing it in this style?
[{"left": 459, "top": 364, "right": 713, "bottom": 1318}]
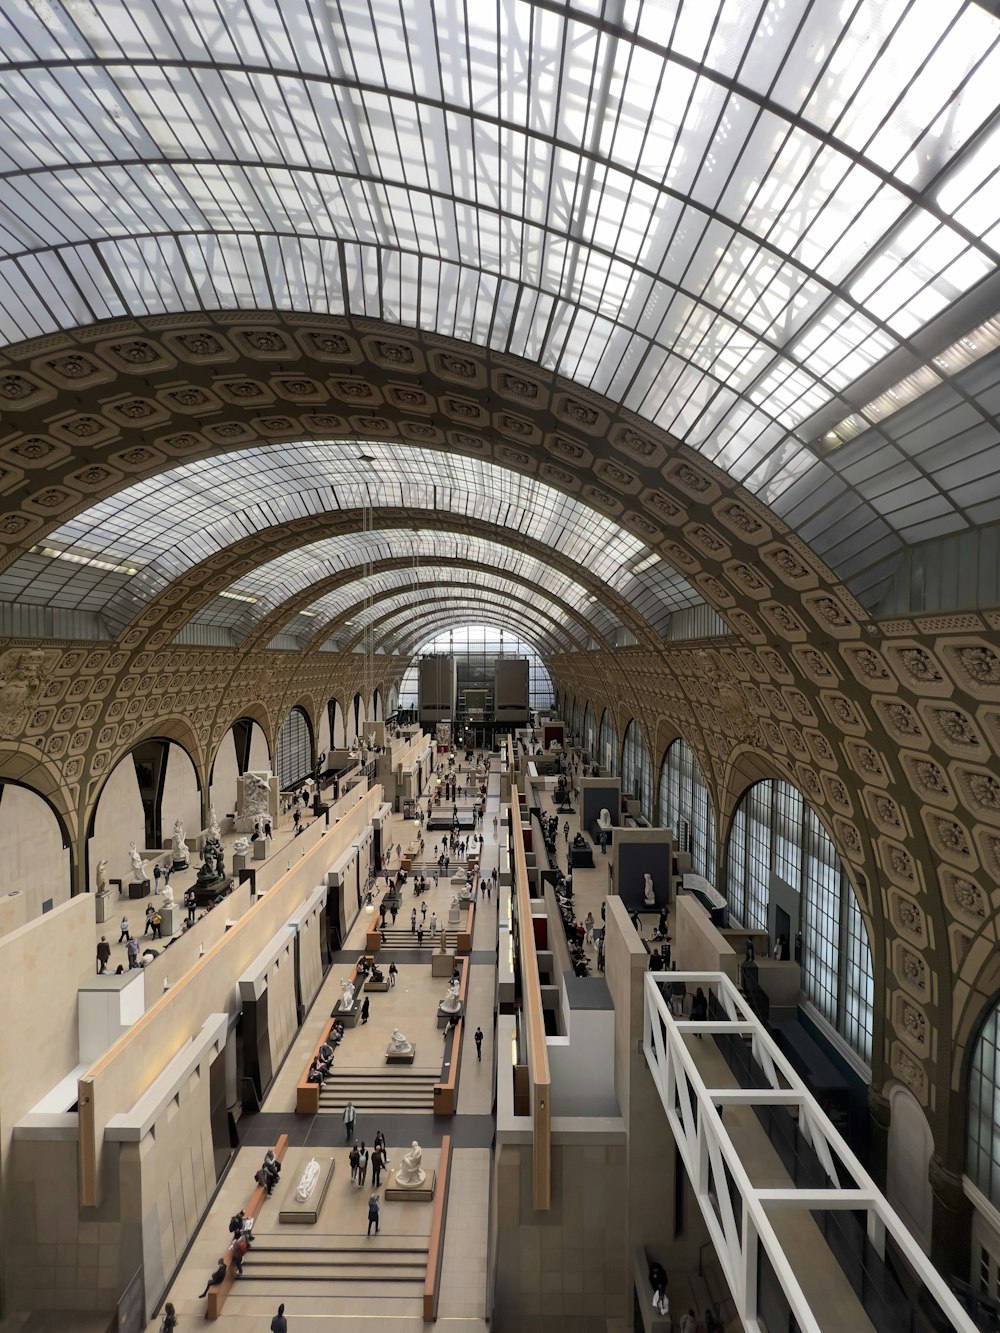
[
  {"left": 218, "top": 590, "right": 258, "bottom": 604},
  {"left": 36, "top": 545, "right": 138, "bottom": 576},
  {"left": 631, "top": 553, "right": 660, "bottom": 574}
]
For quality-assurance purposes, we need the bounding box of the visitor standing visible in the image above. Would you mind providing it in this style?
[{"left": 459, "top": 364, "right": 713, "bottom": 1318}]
[
  {"left": 270, "top": 1304, "right": 288, "bottom": 1333},
  {"left": 344, "top": 1100, "right": 356, "bottom": 1142},
  {"left": 410, "top": 907, "right": 417, "bottom": 934},
  {"left": 96, "top": 936, "right": 111, "bottom": 974},
  {"left": 349, "top": 1143, "right": 360, "bottom": 1182},
  {"left": 118, "top": 915, "right": 131, "bottom": 944},
  {"left": 388, "top": 961, "right": 398, "bottom": 987},
  {"left": 360, "top": 996, "right": 370, "bottom": 1025},
  {"left": 126, "top": 937, "right": 140, "bottom": 970},
  {"left": 357, "top": 1142, "right": 369, "bottom": 1188},
  {"left": 475, "top": 1026, "right": 484, "bottom": 1061},
  {"left": 367, "top": 1192, "right": 380, "bottom": 1235},
  {"left": 371, "top": 1143, "right": 384, "bottom": 1187}
]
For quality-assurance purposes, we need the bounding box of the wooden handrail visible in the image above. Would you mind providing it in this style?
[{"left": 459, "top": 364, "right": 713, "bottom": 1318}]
[
  {"left": 422, "top": 1135, "right": 453, "bottom": 1321},
  {"left": 507, "top": 734, "right": 551, "bottom": 1210},
  {"left": 206, "top": 1133, "right": 288, "bottom": 1319},
  {"left": 432, "top": 956, "right": 469, "bottom": 1115}
]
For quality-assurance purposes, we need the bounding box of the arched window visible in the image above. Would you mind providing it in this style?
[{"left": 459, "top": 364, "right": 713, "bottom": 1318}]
[
  {"left": 658, "top": 739, "right": 717, "bottom": 882},
  {"left": 571, "top": 699, "right": 581, "bottom": 742},
  {"left": 725, "top": 778, "right": 873, "bottom": 1062},
  {"left": 276, "top": 706, "right": 314, "bottom": 789},
  {"left": 582, "top": 703, "right": 596, "bottom": 757},
  {"left": 598, "top": 709, "right": 619, "bottom": 776},
  {"left": 621, "top": 720, "right": 652, "bottom": 821},
  {"left": 968, "top": 1004, "right": 1000, "bottom": 1209}
]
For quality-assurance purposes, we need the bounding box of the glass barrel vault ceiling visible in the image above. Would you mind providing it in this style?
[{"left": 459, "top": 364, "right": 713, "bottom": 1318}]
[
  {"left": 283, "top": 566, "right": 596, "bottom": 647},
  {"left": 0, "top": 0, "right": 997, "bottom": 598},
  {"left": 0, "top": 441, "right": 699, "bottom": 639},
  {"left": 192, "top": 529, "right": 625, "bottom": 641}
]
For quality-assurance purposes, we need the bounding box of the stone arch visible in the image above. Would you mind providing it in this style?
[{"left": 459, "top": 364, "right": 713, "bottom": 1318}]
[
  {"left": 0, "top": 776, "right": 73, "bottom": 927},
  {"left": 274, "top": 704, "right": 315, "bottom": 789}
]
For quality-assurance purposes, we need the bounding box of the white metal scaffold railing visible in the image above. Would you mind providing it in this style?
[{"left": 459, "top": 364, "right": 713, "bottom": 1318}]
[{"left": 643, "top": 971, "right": 975, "bottom": 1333}]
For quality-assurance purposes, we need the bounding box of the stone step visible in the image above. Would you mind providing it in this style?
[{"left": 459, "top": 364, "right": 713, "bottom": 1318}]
[{"left": 258, "top": 1238, "right": 428, "bottom": 1254}]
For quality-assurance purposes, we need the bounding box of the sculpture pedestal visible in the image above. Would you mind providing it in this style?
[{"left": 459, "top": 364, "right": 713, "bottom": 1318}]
[
  {"left": 128, "top": 880, "right": 150, "bottom": 900},
  {"left": 437, "top": 1004, "right": 463, "bottom": 1028},
  {"left": 159, "top": 902, "right": 180, "bottom": 937},
  {"left": 278, "top": 1157, "right": 336, "bottom": 1225},
  {"left": 385, "top": 1169, "right": 436, "bottom": 1202},
  {"left": 447, "top": 906, "right": 461, "bottom": 926},
  {"left": 232, "top": 852, "right": 250, "bottom": 873},
  {"left": 252, "top": 838, "right": 268, "bottom": 861},
  {"left": 95, "top": 892, "right": 113, "bottom": 924},
  {"left": 431, "top": 951, "right": 456, "bottom": 977},
  {"left": 385, "top": 1045, "right": 416, "bottom": 1064}
]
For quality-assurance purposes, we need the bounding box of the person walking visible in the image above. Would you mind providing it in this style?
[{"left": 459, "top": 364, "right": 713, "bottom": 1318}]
[
  {"left": 96, "top": 936, "right": 111, "bottom": 974},
  {"left": 357, "top": 1142, "right": 369, "bottom": 1187},
  {"left": 185, "top": 888, "right": 196, "bottom": 926},
  {"left": 153, "top": 861, "right": 162, "bottom": 894},
  {"left": 410, "top": 907, "right": 417, "bottom": 934},
  {"left": 344, "top": 1100, "right": 356, "bottom": 1142},
  {"left": 126, "top": 937, "right": 140, "bottom": 970},
  {"left": 420, "top": 900, "right": 428, "bottom": 923},
  {"left": 597, "top": 936, "right": 605, "bottom": 973},
  {"left": 367, "top": 1192, "right": 380, "bottom": 1235},
  {"left": 270, "top": 1304, "right": 288, "bottom": 1333},
  {"left": 417, "top": 925, "right": 424, "bottom": 948},
  {"left": 475, "top": 1026, "right": 484, "bottom": 1061},
  {"left": 349, "top": 1143, "right": 360, "bottom": 1182},
  {"left": 492, "top": 816, "right": 498, "bottom": 836},
  {"left": 143, "top": 903, "right": 155, "bottom": 935},
  {"left": 429, "top": 911, "right": 438, "bottom": 935},
  {"left": 388, "top": 961, "right": 398, "bottom": 987},
  {"left": 118, "top": 915, "right": 131, "bottom": 944},
  {"left": 563, "top": 820, "right": 570, "bottom": 843},
  {"left": 360, "top": 996, "right": 370, "bottom": 1025},
  {"left": 160, "top": 1300, "right": 178, "bottom": 1331},
  {"left": 584, "top": 911, "right": 595, "bottom": 947}
]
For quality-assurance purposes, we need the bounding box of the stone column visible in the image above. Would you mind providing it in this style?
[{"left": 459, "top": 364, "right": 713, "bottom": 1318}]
[{"left": 929, "top": 1154, "right": 973, "bottom": 1280}]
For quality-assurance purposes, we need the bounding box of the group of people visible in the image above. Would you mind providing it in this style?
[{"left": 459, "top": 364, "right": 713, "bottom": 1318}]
[{"left": 648, "top": 1258, "right": 719, "bottom": 1332}]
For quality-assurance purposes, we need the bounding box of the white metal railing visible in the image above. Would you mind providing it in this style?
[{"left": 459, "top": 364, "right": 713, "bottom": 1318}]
[{"left": 643, "top": 972, "right": 975, "bottom": 1333}]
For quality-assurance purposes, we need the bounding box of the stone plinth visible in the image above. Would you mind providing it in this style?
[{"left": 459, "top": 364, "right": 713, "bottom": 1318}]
[
  {"left": 385, "top": 1168, "right": 436, "bottom": 1202},
  {"left": 128, "top": 880, "right": 150, "bottom": 900},
  {"left": 437, "top": 1003, "right": 463, "bottom": 1027},
  {"left": 232, "top": 852, "right": 250, "bottom": 873},
  {"left": 278, "top": 1158, "right": 335, "bottom": 1225},
  {"left": 447, "top": 906, "right": 461, "bottom": 926},
  {"left": 252, "top": 838, "right": 268, "bottom": 861},
  {"left": 431, "top": 951, "right": 456, "bottom": 977},
  {"left": 95, "top": 892, "right": 113, "bottom": 923},
  {"left": 159, "top": 902, "right": 180, "bottom": 937},
  {"left": 386, "top": 1044, "right": 416, "bottom": 1063}
]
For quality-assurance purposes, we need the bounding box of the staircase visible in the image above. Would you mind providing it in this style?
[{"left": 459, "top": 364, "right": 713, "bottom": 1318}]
[
  {"left": 378, "top": 925, "right": 460, "bottom": 952},
  {"left": 240, "top": 1234, "right": 429, "bottom": 1299},
  {"left": 318, "top": 1067, "right": 440, "bottom": 1113}
]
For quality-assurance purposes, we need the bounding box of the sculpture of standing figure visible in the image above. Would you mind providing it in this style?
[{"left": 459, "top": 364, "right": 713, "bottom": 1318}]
[
  {"left": 171, "top": 818, "right": 188, "bottom": 870},
  {"left": 339, "top": 979, "right": 356, "bottom": 1010},
  {"left": 440, "top": 978, "right": 462, "bottom": 1014},
  {"left": 208, "top": 803, "right": 221, "bottom": 841},
  {"left": 95, "top": 859, "right": 109, "bottom": 893},
  {"left": 128, "top": 842, "right": 148, "bottom": 883},
  {"left": 643, "top": 873, "right": 655, "bottom": 907}
]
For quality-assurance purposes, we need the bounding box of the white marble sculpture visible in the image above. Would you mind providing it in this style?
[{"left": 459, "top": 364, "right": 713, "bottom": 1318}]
[
  {"left": 643, "top": 872, "right": 655, "bottom": 907},
  {"left": 161, "top": 883, "right": 175, "bottom": 907},
  {"left": 395, "top": 1141, "right": 426, "bottom": 1188},
  {"left": 440, "top": 978, "right": 462, "bottom": 1013},
  {"left": 242, "top": 771, "right": 271, "bottom": 820},
  {"left": 295, "top": 1157, "right": 321, "bottom": 1203},
  {"left": 388, "top": 1027, "right": 413, "bottom": 1055},
  {"left": 95, "top": 859, "right": 109, "bottom": 893},
  {"left": 171, "top": 818, "right": 188, "bottom": 869},
  {"left": 597, "top": 807, "right": 612, "bottom": 830},
  {"left": 208, "top": 803, "right": 221, "bottom": 841},
  {"left": 233, "top": 835, "right": 250, "bottom": 856},
  {"left": 339, "top": 979, "right": 356, "bottom": 1010},
  {"left": 128, "top": 842, "right": 148, "bottom": 883}
]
